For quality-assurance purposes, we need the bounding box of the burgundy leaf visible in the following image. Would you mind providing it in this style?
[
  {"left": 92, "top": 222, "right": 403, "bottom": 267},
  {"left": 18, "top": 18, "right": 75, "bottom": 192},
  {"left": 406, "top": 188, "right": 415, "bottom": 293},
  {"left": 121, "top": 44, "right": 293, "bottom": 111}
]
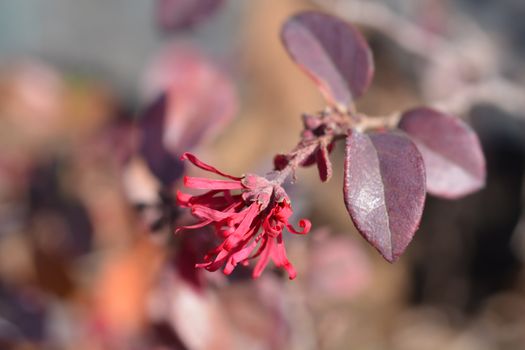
[
  {"left": 344, "top": 131, "right": 426, "bottom": 262},
  {"left": 102, "top": 117, "right": 137, "bottom": 167},
  {"left": 156, "top": 0, "right": 225, "bottom": 32},
  {"left": 281, "top": 11, "right": 374, "bottom": 109},
  {"left": 139, "top": 94, "right": 184, "bottom": 187},
  {"left": 144, "top": 44, "right": 238, "bottom": 152},
  {"left": 398, "top": 107, "right": 486, "bottom": 199}
]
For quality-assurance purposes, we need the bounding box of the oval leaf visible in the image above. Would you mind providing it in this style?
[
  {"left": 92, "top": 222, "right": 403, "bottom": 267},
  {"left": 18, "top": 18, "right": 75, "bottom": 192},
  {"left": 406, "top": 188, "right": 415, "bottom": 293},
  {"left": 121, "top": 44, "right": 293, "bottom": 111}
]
[
  {"left": 144, "top": 44, "right": 238, "bottom": 152},
  {"left": 344, "top": 131, "right": 426, "bottom": 262},
  {"left": 156, "top": 0, "right": 225, "bottom": 32},
  {"left": 139, "top": 94, "right": 185, "bottom": 187},
  {"left": 399, "top": 107, "right": 486, "bottom": 199},
  {"left": 281, "top": 11, "right": 374, "bottom": 109}
]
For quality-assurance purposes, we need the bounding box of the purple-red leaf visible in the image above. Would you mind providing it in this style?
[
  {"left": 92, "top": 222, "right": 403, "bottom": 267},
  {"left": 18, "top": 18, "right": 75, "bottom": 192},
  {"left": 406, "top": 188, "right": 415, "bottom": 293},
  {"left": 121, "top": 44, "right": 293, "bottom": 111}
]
[
  {"left": 156, "top": 0, "right": 225, "bottom": 32},
  {"left": 281, "top": 11, "right": 374, "bottom": 109},
  {"left": 139, "top": 94, "right": 184, "bottom": 187},
  {"left": 398, "top": 107, "right": 486, "bottom": 199},
  {"left": 344, "top": 131, "right": 426, "bottom": 262},
  {"left": 144, "top": 44, "right": 238, "bottom": 152}
]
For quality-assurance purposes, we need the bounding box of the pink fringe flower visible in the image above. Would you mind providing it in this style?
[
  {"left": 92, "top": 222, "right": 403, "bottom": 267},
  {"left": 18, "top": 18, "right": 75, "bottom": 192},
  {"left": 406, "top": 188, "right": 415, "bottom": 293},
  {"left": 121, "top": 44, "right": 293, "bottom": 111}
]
[{"left": 176, "top": 153, "right": 311, "bottom": 279}]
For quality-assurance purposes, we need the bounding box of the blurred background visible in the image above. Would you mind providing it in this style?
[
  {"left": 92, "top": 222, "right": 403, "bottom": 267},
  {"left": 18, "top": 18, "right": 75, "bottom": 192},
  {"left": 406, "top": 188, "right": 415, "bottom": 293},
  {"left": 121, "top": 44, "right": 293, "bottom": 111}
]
[{"left": 1, "top": 0, "right": 525, "bottom": 349}]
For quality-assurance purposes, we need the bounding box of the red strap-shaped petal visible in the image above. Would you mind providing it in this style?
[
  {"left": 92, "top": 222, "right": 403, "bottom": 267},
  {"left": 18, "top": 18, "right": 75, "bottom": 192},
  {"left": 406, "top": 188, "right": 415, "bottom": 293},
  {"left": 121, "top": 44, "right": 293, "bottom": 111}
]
[
  {"left": 174, "top": 219, "right": 212, "bottom": 233},
  {"left": 223, "top": 240, "right": 258, "bottom": 275},
  {"left": 271, "top": 235, "right": 297, "bottom": 280},
  {"left": 253, "top": 238, "right": 273, "bottom": 279},
  {"left": 191, "top": 205, "right": 234, "bottom": 221},
  {"left": 184, "top": 176, "right": 243, "bottom": 190},
  {"left": 223, "top": 203, "right": 260, "bottom": 251},
  {"left": 181, "top": 152, "right": 242, "bottom": 180}
]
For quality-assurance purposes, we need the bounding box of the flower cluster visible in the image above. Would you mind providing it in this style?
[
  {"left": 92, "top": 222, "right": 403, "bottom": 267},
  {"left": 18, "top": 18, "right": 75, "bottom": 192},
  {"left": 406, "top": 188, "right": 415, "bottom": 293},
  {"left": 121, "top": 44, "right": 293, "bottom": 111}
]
[{"left": 176, "top": 153, "right": 311, "bottom": 279}]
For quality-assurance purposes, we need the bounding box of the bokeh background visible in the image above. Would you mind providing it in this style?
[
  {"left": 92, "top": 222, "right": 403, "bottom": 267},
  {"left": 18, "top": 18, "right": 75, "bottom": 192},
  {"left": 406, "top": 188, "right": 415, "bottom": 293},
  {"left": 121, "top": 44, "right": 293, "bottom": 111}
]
[{"left": 1, "top": 0, "right": 525, "bottom": 349}]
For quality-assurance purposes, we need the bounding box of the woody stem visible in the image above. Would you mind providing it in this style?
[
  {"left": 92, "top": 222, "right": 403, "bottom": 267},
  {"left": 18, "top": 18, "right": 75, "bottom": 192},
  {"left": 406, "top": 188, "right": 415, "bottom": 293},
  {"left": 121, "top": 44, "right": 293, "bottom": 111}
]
[
  {"left": 271, "top": 135, "right": 336, "bottom": 185},
  {"left": 270, "top": 110, "right": 399, "bottom": 185}
]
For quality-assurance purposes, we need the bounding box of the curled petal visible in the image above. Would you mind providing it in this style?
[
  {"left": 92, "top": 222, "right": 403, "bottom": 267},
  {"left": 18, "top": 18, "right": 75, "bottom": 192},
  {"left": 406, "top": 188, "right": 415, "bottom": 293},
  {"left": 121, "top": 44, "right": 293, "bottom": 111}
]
[
  {"left": 263, "top": 220, "right": 282, "bottom": 237},
  {"left": 275, "top": 203, "right": 293, "bottom": 221},
  {"left": 184, "top": 176, "right": 243, "bottom": 190},
  {"left": 287, "top": 219, "right": 311, "bottom": 235},
  {"left": 181, "top": 153, "right": 242, "bottom": 180}
]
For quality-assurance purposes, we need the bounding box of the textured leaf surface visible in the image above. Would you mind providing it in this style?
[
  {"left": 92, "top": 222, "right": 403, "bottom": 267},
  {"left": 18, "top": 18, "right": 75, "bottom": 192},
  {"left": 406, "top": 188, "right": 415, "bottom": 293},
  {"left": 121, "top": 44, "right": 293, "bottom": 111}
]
[
  {"left": 281, "top": 11, "right": 374, "bottom": 109},
  {"left": 156, "top": 0, "right": 225, "bottom": 31},
  {"left": 344, "top": 131, "right": 426, "bottom": 262},
  {"left": 399, "top": 107, "right": 485, "bottom": 198}
]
